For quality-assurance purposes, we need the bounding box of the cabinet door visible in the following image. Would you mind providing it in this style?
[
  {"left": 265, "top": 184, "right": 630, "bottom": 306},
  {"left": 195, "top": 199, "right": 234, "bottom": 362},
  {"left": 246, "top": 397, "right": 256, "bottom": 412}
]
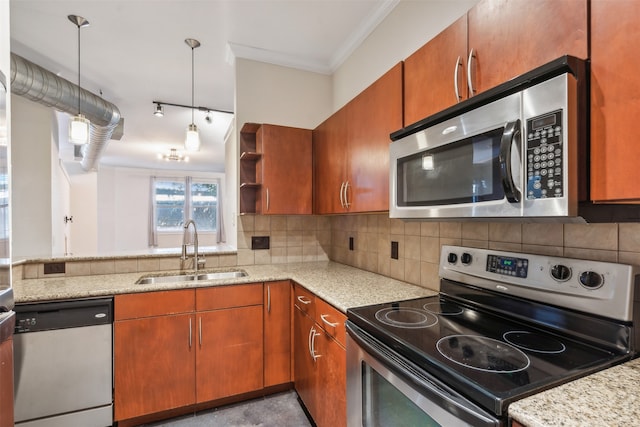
[
  {"left": 264, "top": 281, "right": 292, "bottom": 387},
  {"left": 467, "top": 0, "right": 587, "bottom": 95},
  {"left": 294, "top": 306, "right": 319, "bottom": 420},
  {"left": 314, "top": 107, "right": 348, "bottom": 214},
  {"left": 0, "top": 337, "right": 13, "bottom": 427},
  {"left": 315, "top": 333, "right": 347, "bottom": 427},
  {"left": 114, "top": 314, "right": 196, "bottom": 421},
  {"left": 591, "top": 0, "right": 640, "bottom": 202},
  {"left": 261, "top": 124, "right": 313, "bottom": 214},
  {"left": 196, "top": 305, "right": 264, "bottom": 402},
  {"left": 404, "top": 14, "right": 468, "bottom": 124},
  {"left": 347, "top": 62, "right": 403, "bottom": 212}
]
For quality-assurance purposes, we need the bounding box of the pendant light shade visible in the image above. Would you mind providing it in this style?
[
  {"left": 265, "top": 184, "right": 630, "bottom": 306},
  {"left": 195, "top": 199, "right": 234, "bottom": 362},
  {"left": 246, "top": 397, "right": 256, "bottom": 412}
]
[
  {"left": 68, "top": 14, "right": 90, "bottom": 145},
  {"left": 185, "top": 38, "right": 201, "bottom": 152},
  {"left": 69, "top": 114, "right": 90, "bottom": 145},
  {"left": 185, "top": 123, "right": 200, "bottom": 151}
]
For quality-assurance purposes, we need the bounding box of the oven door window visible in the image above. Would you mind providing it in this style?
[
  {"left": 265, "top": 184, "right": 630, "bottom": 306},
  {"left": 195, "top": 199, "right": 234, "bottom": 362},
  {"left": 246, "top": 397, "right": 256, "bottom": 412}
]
[
  {"left": 397, "top": 128, "right": 504, "bottom": 206},
  {"left": 362, "top": 363, "right": 441, "bottom": 427}
]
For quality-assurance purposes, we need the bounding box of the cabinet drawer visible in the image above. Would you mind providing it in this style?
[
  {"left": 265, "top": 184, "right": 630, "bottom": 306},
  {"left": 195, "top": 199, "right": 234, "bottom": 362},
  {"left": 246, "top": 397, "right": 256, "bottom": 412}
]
[
  {"left": 316, "top": 298, "right": 347, "bottom": 348},
  {"left": 196, "top": 283, "right": 263, "bottom": 311},
  {"left": 115, "top": 290, "right": 195, "bottom": 320},
  {"left": 293, "top": 284, "right": 315, "bottom": 318}
]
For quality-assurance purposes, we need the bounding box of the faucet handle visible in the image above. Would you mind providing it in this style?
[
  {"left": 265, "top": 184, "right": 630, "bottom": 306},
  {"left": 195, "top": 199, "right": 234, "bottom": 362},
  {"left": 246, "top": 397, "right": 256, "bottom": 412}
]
[{"left": 197, "top": 257, "right": 206, "bottom": 267}]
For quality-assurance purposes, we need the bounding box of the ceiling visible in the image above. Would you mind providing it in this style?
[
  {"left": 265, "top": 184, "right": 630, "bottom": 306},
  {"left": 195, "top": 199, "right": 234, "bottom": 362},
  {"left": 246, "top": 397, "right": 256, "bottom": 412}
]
[{"left": 9, "top": 0, "right": 398, "bottom": 173}]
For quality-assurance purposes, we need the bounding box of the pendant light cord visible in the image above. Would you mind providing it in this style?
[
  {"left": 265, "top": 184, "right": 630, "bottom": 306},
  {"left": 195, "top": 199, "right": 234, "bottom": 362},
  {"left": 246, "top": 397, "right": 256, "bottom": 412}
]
[
  {"left": 191, "top": 45, "right": 195, "bottom": 125},
  {"left": 77, "top": 23, "right": 81, "bottom": 115}
]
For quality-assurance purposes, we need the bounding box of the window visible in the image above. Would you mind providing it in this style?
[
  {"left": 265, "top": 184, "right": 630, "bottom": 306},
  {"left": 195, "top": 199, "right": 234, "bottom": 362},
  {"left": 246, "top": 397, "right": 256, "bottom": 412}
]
[{"left": 153, "top": 177, "right": 218, "bottom": 233}]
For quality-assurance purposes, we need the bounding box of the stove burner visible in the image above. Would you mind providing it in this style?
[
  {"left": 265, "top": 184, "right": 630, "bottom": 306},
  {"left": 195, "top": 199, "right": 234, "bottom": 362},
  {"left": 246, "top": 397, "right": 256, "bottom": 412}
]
[
  {"left": 437, "top": 335, "right": 531, "bottom": 373},
  {"left": 503, "top": 331, "right": 567, "bottom": 354},
  {"left": 375, "top": 307, "right": 438, "bottom": 329},
  {"left": 423, "top": 301, "right": 464, "bottom": 315}
]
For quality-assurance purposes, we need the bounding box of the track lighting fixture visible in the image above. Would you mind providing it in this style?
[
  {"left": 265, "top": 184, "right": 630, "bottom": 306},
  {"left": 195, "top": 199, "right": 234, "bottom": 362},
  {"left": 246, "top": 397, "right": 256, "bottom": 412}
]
[{"left": 153, "top": 103, "right": 164, "bottom": 117}]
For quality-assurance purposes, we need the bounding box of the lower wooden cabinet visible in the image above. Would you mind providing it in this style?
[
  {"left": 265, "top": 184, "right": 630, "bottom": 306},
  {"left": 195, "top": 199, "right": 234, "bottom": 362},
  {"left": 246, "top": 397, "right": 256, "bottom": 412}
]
[
  {"left": 0, "top": 336, "right": 14, "bottom": 427},
  {"left": 264, "top": 280, "right": 292, "bottom": 387},
  {"left": 114, "top": 284, "right": 267, "bottom": 422},
  {"left": 293, "top": 284, "right": 347, "bottom": 427}
]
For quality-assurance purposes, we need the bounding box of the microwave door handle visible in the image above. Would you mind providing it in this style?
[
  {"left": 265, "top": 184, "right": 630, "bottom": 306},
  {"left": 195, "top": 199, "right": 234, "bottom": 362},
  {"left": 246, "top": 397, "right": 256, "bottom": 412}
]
[{"left": 499, "top": 119, "right": 522, "bottom": 203}]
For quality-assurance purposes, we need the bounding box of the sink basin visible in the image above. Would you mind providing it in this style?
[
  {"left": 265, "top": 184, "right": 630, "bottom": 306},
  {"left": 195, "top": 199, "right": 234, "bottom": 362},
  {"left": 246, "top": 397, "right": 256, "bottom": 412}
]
[
  {"left": 196, "top": 271, "right": 247, "bottom": 280},
  {"left": 136, "top": 270, "right": 247, "bottom": 285}
]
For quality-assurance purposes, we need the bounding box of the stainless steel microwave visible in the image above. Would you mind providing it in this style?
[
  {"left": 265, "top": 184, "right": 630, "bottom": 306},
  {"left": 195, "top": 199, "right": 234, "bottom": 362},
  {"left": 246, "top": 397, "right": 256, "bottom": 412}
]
[{"left": 390, "top": 56, "right": 587, "bottom": 220}]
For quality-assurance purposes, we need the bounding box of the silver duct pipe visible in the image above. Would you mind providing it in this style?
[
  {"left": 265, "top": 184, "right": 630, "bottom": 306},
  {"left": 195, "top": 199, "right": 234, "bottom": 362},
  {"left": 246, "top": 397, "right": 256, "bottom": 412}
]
[{"left": 9, "top": 52, "right": 122, "bottom": 171}]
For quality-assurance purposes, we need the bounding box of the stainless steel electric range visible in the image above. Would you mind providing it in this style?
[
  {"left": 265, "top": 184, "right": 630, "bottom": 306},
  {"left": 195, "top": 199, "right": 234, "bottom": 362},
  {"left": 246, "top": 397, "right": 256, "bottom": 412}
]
[{"left": 346, "top": 245, "right": 640, "bottom": 426}]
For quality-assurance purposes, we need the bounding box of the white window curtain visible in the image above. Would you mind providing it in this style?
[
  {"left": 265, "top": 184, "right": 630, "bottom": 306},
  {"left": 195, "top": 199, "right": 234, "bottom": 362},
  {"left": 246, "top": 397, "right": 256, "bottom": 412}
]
[
  {"left": 216, "top": 180, "right": 226, "bottom": 244},
  {"left": 148, "top": 176, "right": 158, "bottom": 247}
]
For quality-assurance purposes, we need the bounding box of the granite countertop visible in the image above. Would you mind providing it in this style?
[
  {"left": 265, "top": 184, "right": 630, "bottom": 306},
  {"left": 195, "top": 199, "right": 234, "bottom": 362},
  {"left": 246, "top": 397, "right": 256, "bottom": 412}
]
[
  {"left": 12, "top": 261, "right": 435, "bottom": 312},
  {"left": 509, "top": 357, "right": 640, "bottom": 426}
]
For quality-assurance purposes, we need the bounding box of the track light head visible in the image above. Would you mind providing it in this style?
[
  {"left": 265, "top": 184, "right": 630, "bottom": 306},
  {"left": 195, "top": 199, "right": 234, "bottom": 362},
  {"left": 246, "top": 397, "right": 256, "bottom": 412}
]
[{"left": 153, "top": 103, "right": 164, "bottom": 117}]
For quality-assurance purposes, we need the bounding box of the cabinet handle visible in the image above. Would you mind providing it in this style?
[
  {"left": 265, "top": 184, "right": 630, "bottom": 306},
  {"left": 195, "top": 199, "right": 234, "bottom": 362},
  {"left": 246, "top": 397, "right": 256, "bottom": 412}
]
[
  {"left": 199, "top": 316, "right": 202, "bottom": 347},
  {"left": 320, "top": 314, "right": 339, "bottom": 328},
  {"left": 308, "top": 327, "right": 314, "bottom": 358},
  {"left": 267, "top": 285, "right": 271, "bottom": 314},
  {"left": 297, "top": 295, "right": 312, "bottom": 305},
  {"left": 343, "top": 181, "right": 351, "bottom": 208},
  {"left": 339, "top": 182, "right": 345, "bottom": 209},
  {"left": 311, "top": 327, "right": 322, "bottom": 362},
  {"left": 189, "top": 317, "right": 192, "bottom": 349},
  {"left": 266, "top": 187, "right": 270, "bottom": 212},
  {"left": 467, "top": 48, "right": 476, "bottom": 96},
  {"left": 454, "top": 55, "right": 463, "bottom": 102}
]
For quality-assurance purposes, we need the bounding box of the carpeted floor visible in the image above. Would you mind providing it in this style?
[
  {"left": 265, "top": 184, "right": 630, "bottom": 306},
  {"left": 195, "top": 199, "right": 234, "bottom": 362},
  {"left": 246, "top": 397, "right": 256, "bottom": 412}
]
[{"left": 144, "top": 391, "right": 313, "bottom": 427}]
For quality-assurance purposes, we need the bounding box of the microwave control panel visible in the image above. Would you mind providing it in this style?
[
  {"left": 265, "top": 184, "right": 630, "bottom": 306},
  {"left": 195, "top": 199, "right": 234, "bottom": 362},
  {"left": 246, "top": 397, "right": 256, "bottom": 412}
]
[{"left": 525, "top": 110, "right": 563, "bottom": 199}]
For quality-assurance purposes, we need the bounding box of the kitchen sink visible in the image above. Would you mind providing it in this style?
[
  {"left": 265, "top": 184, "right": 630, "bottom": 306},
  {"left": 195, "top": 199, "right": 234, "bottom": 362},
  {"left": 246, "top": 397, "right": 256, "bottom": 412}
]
[{"left": 136, "top": 270, "right": 247, "bottom": 285}]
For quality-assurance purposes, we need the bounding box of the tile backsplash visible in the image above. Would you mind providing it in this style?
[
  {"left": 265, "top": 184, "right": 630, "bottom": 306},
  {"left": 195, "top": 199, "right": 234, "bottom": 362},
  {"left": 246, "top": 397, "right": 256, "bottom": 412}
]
[{"left": 328, "top": 215, "right": 640, "bottom": 292}]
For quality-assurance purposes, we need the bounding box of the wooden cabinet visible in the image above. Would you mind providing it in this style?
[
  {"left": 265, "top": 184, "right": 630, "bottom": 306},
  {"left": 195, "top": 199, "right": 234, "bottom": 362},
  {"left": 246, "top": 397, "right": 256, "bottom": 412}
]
[
  {"left": 239, "top": 123, "right": 312, "bottom": 214},
  {"left": 0, "top": 336, "right": 13, "bottom": 427},
  {"left": 114, "top": 290, "right": 196, "bottom": 421},
  {"left": 590, "top": 0, "right": 640, "bottom": 202},
  {"left": 467, "top": 0, "right": 587, "bottom": 96},
  {"left": 264, "top": 280, "right": 292, "bottom": 387},
  {"left": 314, "top": 63, "right": 403, "bottom": 214},
  {"left": 195, "top": 284, "right": 264, "bottom": 402},
  {"left": 404, "top": 0, "right": 587, "bottom": 125},
  {"left": 404, "top": 14, "right": 468, "bottom": 124},
  {"left": 293, "top": 284, "right": 347, "bottom": 427},
  {"left": 114, "top": 284, "right": 266, "bottom": 422}
]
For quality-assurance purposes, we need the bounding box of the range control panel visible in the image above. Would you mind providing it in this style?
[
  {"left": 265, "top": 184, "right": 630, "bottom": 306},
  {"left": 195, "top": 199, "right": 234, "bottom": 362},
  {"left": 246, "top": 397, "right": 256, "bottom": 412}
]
[
  {"left": 486, "top": 254, "right": 528, "bottom": 278},
  {"left": 439, "top": 245, "right": 638, "bottom": 322},
  {"left": 526, "top": 110, "right": 564, "bottom": 200}
]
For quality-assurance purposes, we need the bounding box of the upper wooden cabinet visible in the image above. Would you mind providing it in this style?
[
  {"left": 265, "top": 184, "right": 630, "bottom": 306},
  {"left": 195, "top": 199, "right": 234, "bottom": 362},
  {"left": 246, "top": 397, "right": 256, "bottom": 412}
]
[
  {"left": 404, "top": 14, "right": 468, "bottom": 124},
  {"left": 239, "top": 123, "right": 312, "bottom": 215},
  {"left": 404, "top": 0, "right": 587, "bottom": 125},
  {"left": 590, "top": 0, "right": 640, "bottom": 202},
  {"left": 314, "top": 62, "right": 403, "bottom": 214}
]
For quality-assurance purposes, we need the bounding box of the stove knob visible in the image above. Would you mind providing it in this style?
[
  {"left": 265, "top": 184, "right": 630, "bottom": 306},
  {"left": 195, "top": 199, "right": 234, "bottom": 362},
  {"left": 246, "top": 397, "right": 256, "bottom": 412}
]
[
  {"left": 579, "top": 271, "right": 604, "bottom": 289},
  {"left": 461, "top": 253, "right": 472, "bottom": 265},
  {"left": 447, "top": 253, "right": 458, "bottom": 264},
  {"left": 551, "top": 264, "right": 572, "bottom": 282}
]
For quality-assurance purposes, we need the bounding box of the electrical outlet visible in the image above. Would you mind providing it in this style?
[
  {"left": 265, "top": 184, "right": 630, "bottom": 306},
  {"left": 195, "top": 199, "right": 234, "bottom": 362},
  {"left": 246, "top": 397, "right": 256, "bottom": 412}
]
[
  {"left": 391, "top": 241, "right": 399, "bottom": 260},
  {"left": 349, "top": 237, "right": 354, "bottom": 251},
  {"left": 251, "top": 236, "right": 270, "bottom": 250},
  {"left": 44, "top": 262, "right": 66, "bottom": 275}
]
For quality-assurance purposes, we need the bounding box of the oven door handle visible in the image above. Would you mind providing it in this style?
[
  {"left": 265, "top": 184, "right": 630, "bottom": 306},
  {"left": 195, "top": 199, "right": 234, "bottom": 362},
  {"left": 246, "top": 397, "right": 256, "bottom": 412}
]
[
  {"left": 346, "top": 322, "right": 500, "bottom": 427},
  {"left": 499, "top": 119, "right": 522, "bottom": 203}
]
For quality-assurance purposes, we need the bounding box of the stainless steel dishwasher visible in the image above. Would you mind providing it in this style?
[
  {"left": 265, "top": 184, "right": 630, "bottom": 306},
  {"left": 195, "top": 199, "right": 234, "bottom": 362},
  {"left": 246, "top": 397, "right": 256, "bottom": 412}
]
[{"left": 13, "top": 298, "right": 113, "bottom": 427}]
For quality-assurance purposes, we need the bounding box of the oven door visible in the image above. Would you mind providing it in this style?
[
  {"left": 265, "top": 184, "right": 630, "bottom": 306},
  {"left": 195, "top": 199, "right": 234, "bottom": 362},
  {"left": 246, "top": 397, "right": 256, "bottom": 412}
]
[
  {"left": 346, "top": 322, "right": 500, "bottom": 427},
  {"left": 390, "top": 91, "right": 523, "bottom": 219}
]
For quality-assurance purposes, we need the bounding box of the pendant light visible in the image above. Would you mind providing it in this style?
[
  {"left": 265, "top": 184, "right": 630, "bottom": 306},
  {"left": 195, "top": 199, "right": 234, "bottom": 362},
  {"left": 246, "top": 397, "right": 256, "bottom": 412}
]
[
  {"left": 184, "top": 38, "right": 201, "bottom": 152},
  {"left": 67, "top": 14, "right": 90, "bottom": 145}
]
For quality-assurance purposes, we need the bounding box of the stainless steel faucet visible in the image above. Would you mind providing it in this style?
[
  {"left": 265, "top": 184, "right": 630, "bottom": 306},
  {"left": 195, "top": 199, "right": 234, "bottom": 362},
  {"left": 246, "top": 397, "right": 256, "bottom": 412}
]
[{"left": 181, "top": 219, "right": 204, "bottom": 272}]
